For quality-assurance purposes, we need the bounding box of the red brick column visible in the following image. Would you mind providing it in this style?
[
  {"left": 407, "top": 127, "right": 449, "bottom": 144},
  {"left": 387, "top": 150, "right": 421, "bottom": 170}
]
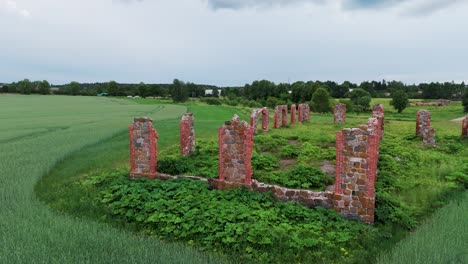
[
  {"left": 298, "top": 104, "right": 304, "bottom": 123},
  {"left": 274, "top": 106, "right": 281, "bottom": 128},
  {"left": 290, "top": 104, "right": 296, "bottom": 124},
  {"left": 333, "top": 127, "right": 378, "bottom": 224},
  {"left": 129, "top": 117, "right": 158, "bottom": 179},
  {"left": 261, "top": 108, "right": 269, "bottom": 132},
  {"left": 372, "top": 104, "right": 385, "bottom": 135},
  {"left": 180, "top": 113, "right": 195, "bottom": 156},
  {"left": 305, "top": 104, "right": 310, "bottom": 121},
  {"left": 281, "top": 106, "right": 287, "bottom": 127},
  {"left": 218, "top": 115, "right": 253, "bottom": 185},
  {"left": 334, "top": 103, "right": 346, "bottom": 123},
  {"left": 416, "top": 110, "right": 431, "bottom": 136},
  {"left": 462, "top": 116, "right": 468, "bottom": 138}
]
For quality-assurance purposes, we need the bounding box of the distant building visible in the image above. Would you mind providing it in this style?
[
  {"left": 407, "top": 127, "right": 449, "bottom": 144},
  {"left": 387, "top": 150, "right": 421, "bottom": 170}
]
[{"left": 205, "top": 89, "right": 221, "bottom": 96}]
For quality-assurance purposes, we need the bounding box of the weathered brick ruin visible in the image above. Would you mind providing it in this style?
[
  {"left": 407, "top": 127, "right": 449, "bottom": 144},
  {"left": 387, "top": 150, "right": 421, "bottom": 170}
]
[
  {"left": 129, "top": 117, "right": 158, "bottom": 179},
  {"left": 416, "top": 110, "right": 431, "bottom": 136},
  {"left": 290, "top": 104, "right": 296, "bottom": 124},
  {"left": 180, "top": 113, "right": 195, "bottom": 156},
  {"left": 298, "top": 104, "right": 310, "bottom": 123},
  {"left": 333, "top": 103, "right": 346, "bottom": 124},
  {"left": 250, "top": 107, "right": 269, "bottom": 134},
  {"left": 333, "top": 124, "right": 380, "bottom": 224},
  {"left": 372, "top": 104, "right": 385, "bottom": 136},
  {"left": 416, "top": 110, "right": 436, "bottom": 146},
  {"left": 463, "top": 116, "right": 468, "bottom": 138},
  {"left": 217, "top": 115, "right": 254, "bottom": 185},
  {"left": 274, "top": 105, "right": 288, "bottom": 128}
]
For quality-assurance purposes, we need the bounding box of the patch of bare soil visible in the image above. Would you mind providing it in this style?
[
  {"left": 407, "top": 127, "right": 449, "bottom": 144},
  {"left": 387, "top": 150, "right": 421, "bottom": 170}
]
[
  {"left": 288, "top": 140, "right": 298, "bottom": 145},
  {"left": 320, "top": 160, "right": 335, "bottom": 176},
  {"left": 279, "top": 159, "right": 297, "bottom": 170}
]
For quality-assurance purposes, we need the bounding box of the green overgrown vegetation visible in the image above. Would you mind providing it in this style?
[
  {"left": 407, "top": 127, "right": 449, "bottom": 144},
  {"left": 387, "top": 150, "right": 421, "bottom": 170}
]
[{"left": 4, "top": 95, "right": 466, "bottom": 263}]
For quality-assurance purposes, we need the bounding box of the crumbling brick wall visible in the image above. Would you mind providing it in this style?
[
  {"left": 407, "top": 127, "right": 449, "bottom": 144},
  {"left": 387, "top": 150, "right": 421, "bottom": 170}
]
[
  {"left": 129, "top": 117, "right": 158, "bottom": 179},
  {"left": 180, "top": 113, "right": 195, "bottom": 156},
  {"left": 250, "top": 107, "right": 269, "bottom": 134},
  {"left": 334, "top": 126, "right": 379, "bottom": 224},
  {"left": 462, "top": 116, "right": 468, "bottom": 138},
  {"left": 416, "top": 110, "right": 431, "bottom": 136},
  {"left": 218, "top": 115, "right": 254, "bottom": 185},
  {"left": 290, "top": 104, "right": 296, "bottom": 124},
  {"left": 422, "top": 127, "right": 436, "bottom": 146},
  {"left": 334, "top": 103, "right": 346, "bottom": 123},
  {"left": 274, "top": 105, "right": 288, "bottom": 128},
  {"left": 298, "top": 104, "right": 310, "bottom": 123},
  {"left": 372, "top": 104, "right": 384, "bottom": 135}
]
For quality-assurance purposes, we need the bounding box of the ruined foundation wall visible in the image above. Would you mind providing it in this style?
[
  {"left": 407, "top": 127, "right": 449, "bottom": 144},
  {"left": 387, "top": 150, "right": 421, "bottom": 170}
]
[
  {"left": 180, "top": 113, "right": 195, "bottom": 156},
  {"left": 218, "top": 115, "right": 254, "bottom": 184},
  {"left": 129, "top": 117, "right": 158, "bottom": 179},
  {"left": 334, "top": 103, "right": 346, "bottom": 123},
  {"left": 416, "top": 110, "right": 431, "bottom": 136}
]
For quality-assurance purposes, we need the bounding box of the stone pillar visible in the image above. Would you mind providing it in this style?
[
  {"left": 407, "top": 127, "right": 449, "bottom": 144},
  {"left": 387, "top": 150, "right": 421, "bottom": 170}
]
[
  {"left": 250, "top": 109, "right": 259, "bottom": 134},
  {"left": 462, "top": 116, "right": 468, "bottom": 138},
  {"left": 416, "top": 110, "right": 431, "bottom": 136},
  {"left": 180, "top": 113, "right": 195, "bottom": 156},
  {"left": 129, "top": 117, "right": 158, "bottom": 179},
  {"left": 261, "top": 108, "right": 269, "bottom": 133},
  {"left": 290, "top": 104, "right": 296, "bottom": 124},
  {"left": 298, "top": 104, "right": 310, "bottom": 123},
  {"left": 334, "top": 103, "right": 346, "bottom": 123},
  {"left": 334, "top": 127, "right": 378, "bottom": 224},
  {"left": 422, "top": 127, "right": 436, "bottom": 146},
  {"left": 372, "top": 104, "right": 385, "bottom": 135},
  {"left": 218, "top": 115, "right": 253, "bottom": 185},
  {"left": 274, "top": 105, "right": 287, "bottom": 128}
]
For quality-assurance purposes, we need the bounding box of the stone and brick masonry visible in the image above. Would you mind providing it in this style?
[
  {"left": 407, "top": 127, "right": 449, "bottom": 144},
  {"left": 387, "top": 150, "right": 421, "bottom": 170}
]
[
  {"left": 180, "top": 113, "right": 195, "bottom": 156},
  {"left": 416, "top": 110, "right": 431, "bottom": 136},
  {"left": 129, "top": 117, "right": 158, "bottom": 179},
  {"left": 333, "top": 125, "right": 379, "bottom": 224},
  {"left": 298, "top": 104, "right": 310, "bottom": 123},
  {"left": 372, "top": 104, "right": 385, "bottom": 136},
  {"left": 274, "top": 105, "right": 288, "bottom": 128},
  {"left": 250, "top": 107, "right": 269, "bottom": 134},
  {"left": 334, "top": 103, "right": 346, "bottom": 124},
  {"left": 462, "top": 116, "right": 468, "bottom": 138},
  {"left": 290, "top": 104, "right": 296, "bottom": 124},
  {"left": 217, "top": 115, "right": 254, "bottom": 185}
]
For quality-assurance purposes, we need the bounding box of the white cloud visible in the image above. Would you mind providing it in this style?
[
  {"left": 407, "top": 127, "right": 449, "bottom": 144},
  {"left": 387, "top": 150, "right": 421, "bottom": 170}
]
[{"left": 2, "top": 0, "right": 31, "bottom": 18}]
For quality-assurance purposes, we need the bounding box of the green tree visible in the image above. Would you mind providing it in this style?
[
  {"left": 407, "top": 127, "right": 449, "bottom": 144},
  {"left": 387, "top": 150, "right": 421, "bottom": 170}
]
[
  {"left": 311, "top": 87, "right": 332, "bottom": 113},
  {"left": 390, "top": 90, "right": 409, "bottom": 113},
  {"left": 106, "top": 81, "right": 119, "bottom": 96},
  {"left": 17, "top": 79, "right": 32, "bottom": 94},
  {"left": 462, "top": 88, "right": 468, "bottom": 113},
  {"left": 68, "top": 81, "right": 80, "bottom": 96},
  {"left": 39, "top": 80, "right": 50, "bottom": 95},
  {"left": 169, "top": 79, "right": 188, "bottom": 103},
  {"left": 349, "top": 88, "right": 372, "bottom": 114},
  {"left": 137, "top": 82, "right": 149, "bottom": 98}
]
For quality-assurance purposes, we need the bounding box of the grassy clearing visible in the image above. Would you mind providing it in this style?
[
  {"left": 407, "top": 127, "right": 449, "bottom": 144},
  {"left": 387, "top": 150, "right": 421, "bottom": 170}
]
[
  {"left": 377, "top": 192, "right": 468, "bottom": 264},
  {"left": 0, "top": 95, "right": 224, "bottom": 263}
]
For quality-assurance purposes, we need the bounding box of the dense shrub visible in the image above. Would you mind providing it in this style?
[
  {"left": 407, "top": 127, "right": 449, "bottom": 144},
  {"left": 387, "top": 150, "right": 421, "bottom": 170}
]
[{"left": 93, "top": 172, "right": 370, "bottom": 263}]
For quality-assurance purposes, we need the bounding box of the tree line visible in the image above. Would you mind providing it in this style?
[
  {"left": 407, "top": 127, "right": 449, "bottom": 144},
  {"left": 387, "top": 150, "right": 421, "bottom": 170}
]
[{"left": 1, "top": 78, "right": 467, "bottom": 113}]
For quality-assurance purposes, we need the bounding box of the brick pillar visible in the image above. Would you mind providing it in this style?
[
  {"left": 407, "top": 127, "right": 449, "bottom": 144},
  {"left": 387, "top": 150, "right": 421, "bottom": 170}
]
[
  {"left": 274, "top": 106, "right": 281, "bottom": 128},
  {"left": 305, "top": 104, "right": 310, "bottom": 121},
  {"left": 422, "top": 127, "right": 436, "bottom": 146},
  {"left": 333, "top": 127, "right": 378, "bottom": 224},
  {"left": 334, "top": 103, "right": 346, "bottom": 123},
  {"left": 372, "top": 104, "right": 385, "bottom": 135},
  {"left": 129, "top": 117, "right": 158, "bottom": 179},
  {"left": 281, "top": 106, "right": 288, "bottom": 127},
  {"left": 290, "top": 104, "right": 296, "bottom": 124},
  {"left": 218, "top": 115, "right": 253, "bottom": 184},
  {"left": 180, "top": 113, "right": 195, "bottom": 156},
  {"left": 250, "top": 109, "right": 260, "bottom": 135},
  {"left": 261, "top": 107, "right": 269, "bottom": 132},
  {"left": 462, "top": 116, "right": 468, "bottom": 138},
  {"left": 298, "top": 104, "right": 304, "bottom": 123},
  {"left": 416, "top": 110, "right": 431, "bottom": 136}
]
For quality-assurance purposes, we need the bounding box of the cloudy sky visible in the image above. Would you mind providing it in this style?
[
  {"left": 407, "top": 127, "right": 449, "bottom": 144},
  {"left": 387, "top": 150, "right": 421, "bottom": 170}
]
[{"left": 1, "top": 0, "right": 467, "bottom": 86}]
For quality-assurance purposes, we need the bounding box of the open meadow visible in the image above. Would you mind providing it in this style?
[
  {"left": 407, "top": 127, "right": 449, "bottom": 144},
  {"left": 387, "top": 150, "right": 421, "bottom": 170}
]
[{"left": 1, "top": 95, "right": 467, "bottom": 263}]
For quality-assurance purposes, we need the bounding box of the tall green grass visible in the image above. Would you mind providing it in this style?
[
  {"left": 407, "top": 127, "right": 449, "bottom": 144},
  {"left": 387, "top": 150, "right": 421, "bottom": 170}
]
[
  {"left": 0, "top": 95, "right": 223, "bottom": 263},
  {"left": 377, "top": 192, "right": 468, "bottom": 264}
]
